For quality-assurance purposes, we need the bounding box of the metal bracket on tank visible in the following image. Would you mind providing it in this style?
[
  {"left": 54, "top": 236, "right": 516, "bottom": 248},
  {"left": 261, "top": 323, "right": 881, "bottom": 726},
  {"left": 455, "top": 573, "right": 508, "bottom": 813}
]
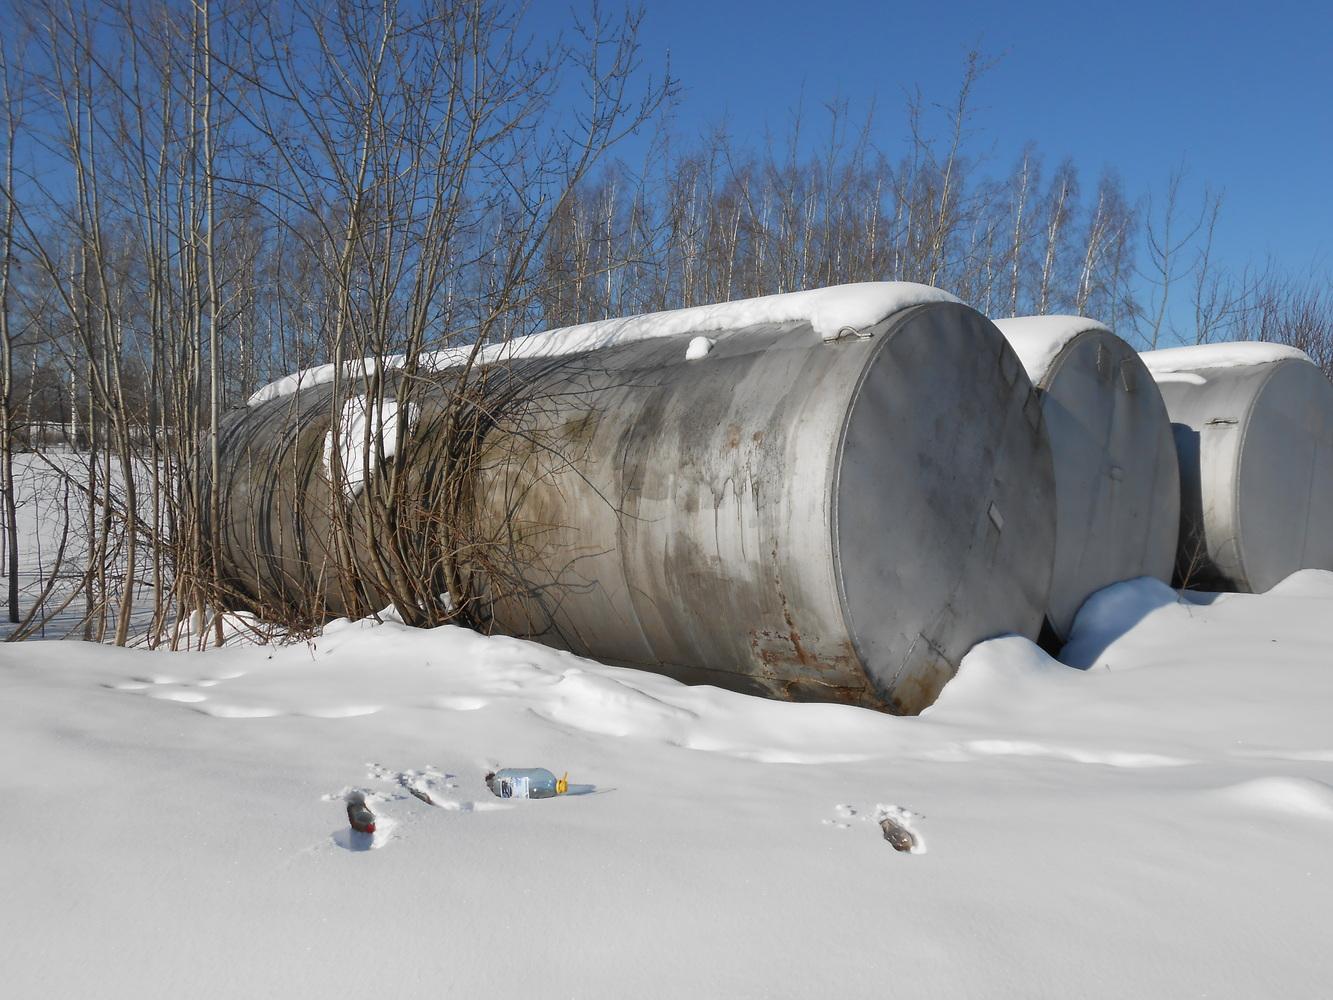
[
  {"left": 828, "top": 313, "right": 907, "bottom": 343},
  {"left": 1119, "top": 359, "right": 1137, "bottom": 392},
  {"left": 828, "top": 325, "right": 873, "bottom": 341},
  {"left": 1095, "top": 344, "right": 1113, "bottom": 380}
]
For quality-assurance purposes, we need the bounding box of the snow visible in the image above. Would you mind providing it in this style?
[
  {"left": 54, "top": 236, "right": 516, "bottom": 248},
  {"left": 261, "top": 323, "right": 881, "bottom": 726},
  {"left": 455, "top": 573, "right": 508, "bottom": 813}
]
[
  {"left": 684, "top": 335, "right": 714, "bottom": 360},
  {"left": 247, "top": 358, "right": 377, "bottom": 406},
  {"left": 1142, "top": 341, "right": 1312, "bottom": 375},
  {"left": 992, "top": 314, "right": 1111, "bottom": 383},
  {"left": 1150, "top": 371, "right": 1207, "bottom": 385},
  {"left": 1, "top": 452, "right": 162, "bottom": 640},
  {"left": 321, "top": 395, "right": 415, "bottom": 495},
  {"left": 5, "top": 572, "right": 1333, "bottom": 997},
  {"left": 247, "top": 282, "right": 960, "bottom": 405}
]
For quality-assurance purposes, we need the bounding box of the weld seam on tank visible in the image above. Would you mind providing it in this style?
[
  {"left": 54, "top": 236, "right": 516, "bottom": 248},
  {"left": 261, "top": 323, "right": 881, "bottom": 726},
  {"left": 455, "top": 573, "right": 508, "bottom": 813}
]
[{"left": 827, "top": 310, "right": 905, "bottom": 696}]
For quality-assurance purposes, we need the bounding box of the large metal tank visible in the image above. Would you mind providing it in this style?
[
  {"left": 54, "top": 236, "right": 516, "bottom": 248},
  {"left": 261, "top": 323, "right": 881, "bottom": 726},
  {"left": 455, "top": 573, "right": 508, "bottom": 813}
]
[
  {"left": 994, "top": 317, "right": 1180, "bottom": 639},
  {"left": 1143, "top": 343, "right": 1333, "bottom": 592},
  {"left": 213, "top": 299, "right": 1057, "bottom": 714}
]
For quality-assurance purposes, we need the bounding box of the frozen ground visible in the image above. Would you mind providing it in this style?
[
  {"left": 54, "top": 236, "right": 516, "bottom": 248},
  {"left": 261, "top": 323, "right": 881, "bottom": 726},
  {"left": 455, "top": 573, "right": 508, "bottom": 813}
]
[{"left": 3, "top": 571, "right": 1332, "bottom": 998}]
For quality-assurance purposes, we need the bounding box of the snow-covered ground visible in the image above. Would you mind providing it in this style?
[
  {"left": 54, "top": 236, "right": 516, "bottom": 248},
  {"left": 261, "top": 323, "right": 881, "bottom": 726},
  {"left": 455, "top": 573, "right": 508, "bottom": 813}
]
[
  {"left": 4, "top": 571, "right": 1332, "bottom": 998},
  {"left": 2, "top": 452, "right": 159, "bottom": 640}
]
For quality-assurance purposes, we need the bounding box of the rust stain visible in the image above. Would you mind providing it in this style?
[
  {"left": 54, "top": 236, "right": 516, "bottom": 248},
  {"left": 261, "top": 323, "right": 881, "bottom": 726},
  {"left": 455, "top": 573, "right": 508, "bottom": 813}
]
[
  {"left": 888, "top": 654, "right": 953, "bottom": 716},
  {"left": 749, "top": 629, "right": 866, "bottom": 684},
  {"left": 779, "top": 600, "right": 813, "bottom": 666},
  {"left": 739, "top": 542, "right": 891, "bottom": 711},
  {"left": 751, "top": 430, "right": 764, "bottom": 445},
  {"left": 766, "top": 541, "right": 813, "bottom": 667},
  {"left": 722, "top": 423, "right": 743, "bottom": 452}
]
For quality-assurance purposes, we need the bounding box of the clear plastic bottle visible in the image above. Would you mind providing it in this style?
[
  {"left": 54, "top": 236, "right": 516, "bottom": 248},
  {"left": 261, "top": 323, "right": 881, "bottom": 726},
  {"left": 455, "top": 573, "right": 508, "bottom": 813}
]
[{"left": 485, "top": 767, "right": 569, "bottom": 800}]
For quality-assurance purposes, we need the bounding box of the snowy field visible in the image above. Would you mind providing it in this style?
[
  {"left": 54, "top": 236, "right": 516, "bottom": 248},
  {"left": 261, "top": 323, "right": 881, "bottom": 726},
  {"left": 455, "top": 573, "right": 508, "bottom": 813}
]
[
  {"left": 3, "top": 567, "right": 1333, "bottom": 997},
  {"left": 1, "top": 453, "right": 159, "bottom": 641}
]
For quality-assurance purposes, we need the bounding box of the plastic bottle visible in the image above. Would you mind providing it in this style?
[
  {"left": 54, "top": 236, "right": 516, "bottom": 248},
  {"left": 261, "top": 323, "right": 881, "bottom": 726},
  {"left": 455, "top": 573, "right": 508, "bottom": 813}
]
[{"left": 485, "top": 768, "right": 569, "bottom": 800}]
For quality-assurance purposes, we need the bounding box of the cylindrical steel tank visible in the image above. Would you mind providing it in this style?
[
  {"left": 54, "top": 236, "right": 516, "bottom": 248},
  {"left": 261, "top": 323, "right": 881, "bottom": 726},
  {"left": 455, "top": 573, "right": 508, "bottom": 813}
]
[
  {"left": 213, "top": 300, "right": 1057, "bottom": 714},
  {"left": 1143, "top": 343, "right": 1333, "bottom": 592},
  {"left": 995, "top": 317, "right": 1180, "bottom": 639}
]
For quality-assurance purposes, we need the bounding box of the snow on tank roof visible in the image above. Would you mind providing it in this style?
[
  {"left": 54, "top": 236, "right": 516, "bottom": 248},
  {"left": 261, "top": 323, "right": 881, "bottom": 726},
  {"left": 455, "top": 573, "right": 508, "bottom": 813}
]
[
  {"left": 247, "top": 281, "right": 960, "bottom": 406},
  {"left": 1142, "top": 341, "right": 1312, "bottom": 375},
  {"left": 992, "top": 315, "right": 1111, "bottom": 383}
]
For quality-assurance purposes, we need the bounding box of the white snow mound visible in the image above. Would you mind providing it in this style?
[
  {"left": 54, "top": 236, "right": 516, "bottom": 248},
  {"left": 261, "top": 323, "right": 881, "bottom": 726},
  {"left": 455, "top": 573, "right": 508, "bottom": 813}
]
[
  {"left": 1058, "top": 576, "right": 1181, "bottom": 670},
  {"left": 993, "top": 314, "right": 1111, "bottom": 383},
  {"left": 1142, "top": 341, "right": 1311, "bottom": 375},
  {"left": 1213, "top": 776, "right": 1333, "bottom": 820}
]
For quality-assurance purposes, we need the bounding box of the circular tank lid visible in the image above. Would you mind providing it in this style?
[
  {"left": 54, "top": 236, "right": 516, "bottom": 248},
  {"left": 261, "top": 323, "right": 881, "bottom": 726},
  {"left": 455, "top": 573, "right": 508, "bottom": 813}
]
[
  {"left": 1033, "top": 328, "right": 1180, "bottom": 637},
  {"left": 832, "top": 303, "right": 1057, "bottom": 714},
  {"left": 1234, "top": 358, "right": 1333, "bottom": 591}
]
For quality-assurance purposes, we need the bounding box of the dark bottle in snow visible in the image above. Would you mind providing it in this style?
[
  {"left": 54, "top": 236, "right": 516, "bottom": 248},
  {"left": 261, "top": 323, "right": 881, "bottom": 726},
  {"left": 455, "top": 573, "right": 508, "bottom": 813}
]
[
  {"left": 880, "top": 815, "right": 917, "bottom": 852},
  {"left": 485, "top": 768, "right": 568, "bottom": 799},
  {"left": 346, "top": 792, "right": 376, "bottom": 833}
]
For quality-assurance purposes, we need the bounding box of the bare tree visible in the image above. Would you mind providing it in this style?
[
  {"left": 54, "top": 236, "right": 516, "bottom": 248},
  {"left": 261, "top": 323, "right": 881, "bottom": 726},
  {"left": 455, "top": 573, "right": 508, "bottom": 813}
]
[
  {"left": 0, "top": 35, "right": 21, "bottom": 623},
  {"left": 1255, "top": 276, "right": 1333, "bottom": 377},
  {"left": 1138, "top": 165, "right": 1206, "bottom": 348}
]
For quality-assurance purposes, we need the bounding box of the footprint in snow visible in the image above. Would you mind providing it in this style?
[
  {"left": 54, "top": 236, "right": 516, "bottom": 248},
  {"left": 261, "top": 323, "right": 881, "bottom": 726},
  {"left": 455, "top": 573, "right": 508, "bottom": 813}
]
[
  {"left": 963, "top": 739, "right": 1191, "bottom": 768},
  {"left": 822, "top": 803, "right": 927, "bottom": 853},
  {"left": 107, "top": 675, "right": 186, "bottom": 691},
  {"left": 822, "top": 803, "right": 857, "bottom": 830},
  {"left": 360, "top": 762, "right": 499, "bottom": 813},
  {"left": 299, "top": 704, "right": 381, "bottom": 719},
  {"left": 428, "top": 695, "right": 489, "bottom": 711},
  {"left": 193, "top": 703, "right": 285, "bottom": 718},
  {"left": 148, "top": 689, "right": 209, "bottom": 703}
]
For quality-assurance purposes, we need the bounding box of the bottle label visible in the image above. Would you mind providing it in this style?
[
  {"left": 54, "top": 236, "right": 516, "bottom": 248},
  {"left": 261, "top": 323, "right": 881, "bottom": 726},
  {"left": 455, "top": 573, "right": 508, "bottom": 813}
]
[{"left": 495, "top": 775, "right": 530, "bottom": 799}]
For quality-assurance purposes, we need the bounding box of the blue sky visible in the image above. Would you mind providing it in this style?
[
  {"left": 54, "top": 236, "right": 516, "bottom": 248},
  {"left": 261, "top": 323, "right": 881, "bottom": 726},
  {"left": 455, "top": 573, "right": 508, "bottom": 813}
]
[{"left": 545, "top": 0, "right": 1332, "bottom": 287}]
